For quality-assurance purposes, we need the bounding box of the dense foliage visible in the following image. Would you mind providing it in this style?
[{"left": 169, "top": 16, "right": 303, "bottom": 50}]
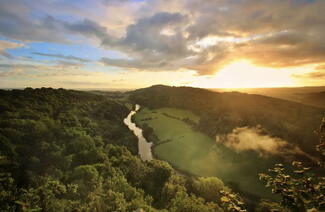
[
  {"left": 1, "top": 87, "right": 323, "bottom": 211},
  {"left": 0, "top": 88, "right": 230, "bottom": 212},
  {"left": 259, "top": 120, "right": 325, "bottom": 212}
]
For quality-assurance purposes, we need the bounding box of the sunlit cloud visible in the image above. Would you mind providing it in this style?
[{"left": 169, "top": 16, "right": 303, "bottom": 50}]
[
  {"left": 0, "top": 0, "right": 324, "bottom": 88},
  {"left": 0, "top": 40, "right": 24, "bottom": 58},
  {"left": 189, "top": 61, "right": 318, "bottom": 88}
]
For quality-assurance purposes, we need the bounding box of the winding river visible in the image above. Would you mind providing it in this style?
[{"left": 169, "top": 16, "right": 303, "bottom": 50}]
[{"left": 124, "top": 104, "right": 153, "bottom": 161}]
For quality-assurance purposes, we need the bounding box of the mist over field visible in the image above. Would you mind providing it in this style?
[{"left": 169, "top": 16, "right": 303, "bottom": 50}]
[{"left": 216, "top": 126, "right": 315, "bottom": 161}]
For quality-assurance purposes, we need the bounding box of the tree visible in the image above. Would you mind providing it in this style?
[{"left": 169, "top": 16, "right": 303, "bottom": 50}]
[
  {"left": 259, "top": 118, "right": 325, "bottom": 212},
  {"left": 168, "top": 190, "right": 222, "bottom": 212},
  {"left": 192, "top": 177, "right": 226, "bottom": 202},
  {"left": 219, "top": 190, "right": 246, "bottom": 212}
]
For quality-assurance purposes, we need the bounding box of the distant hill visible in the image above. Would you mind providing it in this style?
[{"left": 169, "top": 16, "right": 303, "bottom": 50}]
[
  {"left": 298, "top": 91, "right": 325, "bottom": 108},
  {"left": 129, "top": 85, "right": 325, "bottom": 158},
  {"left": 212, "top": 86, "right": 325, "bottom": 108}
]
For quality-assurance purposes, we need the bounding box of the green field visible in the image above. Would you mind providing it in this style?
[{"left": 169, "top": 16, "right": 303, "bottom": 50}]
[{"left": 134, "top": 107, "right": 278, "bottom": 198}]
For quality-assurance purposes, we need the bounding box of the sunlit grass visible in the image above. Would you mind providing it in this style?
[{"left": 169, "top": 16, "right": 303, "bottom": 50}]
[{"left": 134, "top": 107, "right": 279, "bottom": 198}]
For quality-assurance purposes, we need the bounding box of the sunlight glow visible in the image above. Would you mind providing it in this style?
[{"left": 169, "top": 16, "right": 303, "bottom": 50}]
[
  {"left": 195, "top": 36, "right": 250, "bottom": 48},
  {"left": 191, "top": 60, "right": 297, "bottom": 88}
]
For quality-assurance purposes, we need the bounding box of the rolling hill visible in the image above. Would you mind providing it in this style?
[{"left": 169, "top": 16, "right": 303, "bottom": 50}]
[
  {"left": 129, "top": 85, "right": 324, "bottom": 161},
  {"left": 128, "top": 85, "right": 325, "bottom": 199},
  {"left": 213, "top": 86, "right": 325, "bottom": 108}
]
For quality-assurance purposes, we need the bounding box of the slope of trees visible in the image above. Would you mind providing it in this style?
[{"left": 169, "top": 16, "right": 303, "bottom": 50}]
[
  {"left": 1, "top": 87, "right": 323, "bottom": 211},
  {"left": 0, "top": 88, "right": 230, "bottom": 211}
]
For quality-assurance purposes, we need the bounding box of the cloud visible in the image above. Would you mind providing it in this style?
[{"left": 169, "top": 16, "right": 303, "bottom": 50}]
[
  {"left": 99, "top": 12, "right": 194, "bottom": 70},
  {"left": 61, "top": 81, "right": 110, "bottom": 87},
  {"left": 100, "top": 58, "right": 164, "bottom": 70},
  {"left": 292, "top": 64, "right": 325, "bottom": 79},
  {"left": 292, "top": 71, "right": 325, "bottom": 79},
  {"left": 32, "top": 52, "right": 91, "bottom": 62},
  {"left": 105, "top": 12, "right": 190, "bottom": 56},
  {"left": 236, "top": 31, "right": 325, "bottom": 68},
  {"left": 0, "top": 62, "right": 93, "bottom": 78},
  {"left": 216, "top": 126, "right": 315, "bottom": 161},
  {"left": 0, "top": 1, "right": 67, "bottom": 43},
  {"left": 315, "top": 64, "right": 325, "bottom": 71},
  {"left": 0, "top": 64, "right": 37, "bottom": 69},
  {"left": 64, "top": 18, "right": 112, "bottom": 43},
  {"left": 184, "top": 0, "right": 325, "bottom": 71},
  {"left": 102, "top": 0, "right": 132, "bottom": 5},
  {"left": 0, "top": 63, "right": 38, "bottom": 77},
  {"left": 0, "top": 40, "right": 24, "bottom": 58},
  {"left": 55, "top": 60, "right": 84, "bottom": 68},
  {"left": 1, "top": 0, "right": 325, "bottom": 75},
  {"left": 99, "top": 0, "right": 325, "bottom": 74}
]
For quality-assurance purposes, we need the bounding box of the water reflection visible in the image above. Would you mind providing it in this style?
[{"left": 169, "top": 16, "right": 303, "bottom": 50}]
[{"left": 124, "top": 104, "right": 153, "bottom": 161}]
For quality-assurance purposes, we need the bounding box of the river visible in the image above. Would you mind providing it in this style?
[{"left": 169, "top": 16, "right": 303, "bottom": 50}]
[{"left": 123, "top": 104, "right": 153, "bottom": 161}]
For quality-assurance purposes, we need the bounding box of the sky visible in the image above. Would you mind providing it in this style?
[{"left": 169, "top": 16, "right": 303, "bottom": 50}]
[{"left": 0, "top": 0, "right": 324, "bottom": 89}]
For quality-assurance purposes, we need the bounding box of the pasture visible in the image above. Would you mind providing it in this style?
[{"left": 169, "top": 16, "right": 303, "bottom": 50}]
[{"left": 134, "top": 107, "right": 278, "bottom": 198}]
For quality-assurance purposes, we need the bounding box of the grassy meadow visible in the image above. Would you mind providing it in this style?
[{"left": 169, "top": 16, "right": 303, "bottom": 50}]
[{"left": 134, "top": 107, "right": 279, "bottom": 198}]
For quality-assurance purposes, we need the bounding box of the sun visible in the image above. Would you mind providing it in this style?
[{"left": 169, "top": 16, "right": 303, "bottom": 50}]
[{"left": 191, "top": 60, "right": 296, "bottom": 88}]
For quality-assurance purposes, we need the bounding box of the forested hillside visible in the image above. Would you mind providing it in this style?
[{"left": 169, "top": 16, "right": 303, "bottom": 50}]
[
  {"left": 129, "top": 85, "right": 324, "bottom": 158},
  {"left": 1, "top": 87, "right": 322, "bottom": 211},
  {"left": 0, "top": 88, "right": 234, "bottom": 212},
  {"left": 213, "top": 87, "right": 325, "bottom": 109},
  {"left": 299, "top": 91, "right": 325, "bottom": 109}
]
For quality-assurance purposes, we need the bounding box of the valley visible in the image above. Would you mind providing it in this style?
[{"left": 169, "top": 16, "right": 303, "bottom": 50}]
[
  {"left": 127, "top": 85, "right": 325, "bottom": 200},
  {"left": 1, "top": 86, "right": 324, "bottom": 211},
  {"left": 133, "top": 107, "right": 278, "bottom": 198},
  {"left": 2, "top": 0, "right": 324, "bottom": 210}
]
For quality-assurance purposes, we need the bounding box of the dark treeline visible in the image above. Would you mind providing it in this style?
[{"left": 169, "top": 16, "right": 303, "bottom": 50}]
[
  {"left": 129, "top": 85, "right": 325, "bottom": 158},
  {"left": 0, "top": 87, "right": 236, "bottom": 212}
]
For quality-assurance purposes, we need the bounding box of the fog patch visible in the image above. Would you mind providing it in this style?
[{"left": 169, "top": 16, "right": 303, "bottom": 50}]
[{"left": 216, "top": 126, "right": 314, "bottom": 160}]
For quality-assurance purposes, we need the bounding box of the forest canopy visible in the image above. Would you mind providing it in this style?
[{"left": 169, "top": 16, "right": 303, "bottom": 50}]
[
  {"left": 0, "top": 87, "right": 323, "bottom": 211},
  {"left": 0, "top": 88, "right": 228, "bottom": 211}
]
